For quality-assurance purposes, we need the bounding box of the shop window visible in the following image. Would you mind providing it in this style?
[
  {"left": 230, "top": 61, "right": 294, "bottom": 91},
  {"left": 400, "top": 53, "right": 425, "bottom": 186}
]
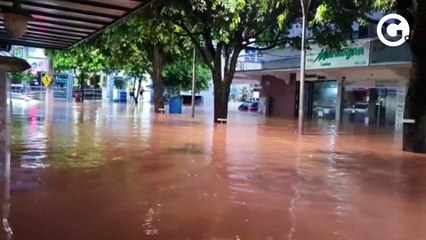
[{"left": 313, "top": 81, "right": 337, "bottom": 119}]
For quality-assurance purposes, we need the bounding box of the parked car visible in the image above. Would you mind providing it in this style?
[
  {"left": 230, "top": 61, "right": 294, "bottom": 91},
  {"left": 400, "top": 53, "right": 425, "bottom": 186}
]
[
  {"left": 344, "top": 102, "right": 368, "bottom": 113},
  {"left": 238, "top": 101, "right": 259, "bottom": 112},
  {"left": 313, "top": 106, "right": 336, "bottom": 119},
  {"left": 9, "top": 92, "right": 38, "bottom": 104},
  {"left": 344, "top": 102, "right": 369, "bottom": 123},
  {"left": 353, "top": 102, "right": 369, "bottom": 113}
]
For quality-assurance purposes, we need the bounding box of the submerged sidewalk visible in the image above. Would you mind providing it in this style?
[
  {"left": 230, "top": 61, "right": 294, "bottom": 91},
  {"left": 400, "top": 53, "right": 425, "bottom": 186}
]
[{"left": 3, "top": 101, "right": 426, "bottom": 240}]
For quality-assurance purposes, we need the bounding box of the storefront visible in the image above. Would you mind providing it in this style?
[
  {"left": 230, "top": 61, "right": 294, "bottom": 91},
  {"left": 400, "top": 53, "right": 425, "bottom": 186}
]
[
  {"left": 234, "top": 38, "right": 411, "bottom": 131},
  {"left": 342, "top": 69, "right": 408, "bottom": 130}
]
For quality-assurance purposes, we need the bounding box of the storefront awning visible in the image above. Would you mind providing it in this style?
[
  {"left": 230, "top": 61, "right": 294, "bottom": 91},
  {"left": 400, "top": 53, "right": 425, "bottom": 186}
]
[
  {"left": 0, "top": 0, "right": 153, "bottom": 49},
  {"left": 235, "top": 62, "right": 411, "bottom": 86}
]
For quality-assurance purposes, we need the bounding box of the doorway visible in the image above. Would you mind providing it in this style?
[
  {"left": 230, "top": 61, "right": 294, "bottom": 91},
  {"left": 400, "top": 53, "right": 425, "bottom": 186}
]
[
  {"left": 344, "top": 87, "right": 397, "bottom": 128},
  {"left": 302, "top": 81, "right": 338, "bottom": 120}
]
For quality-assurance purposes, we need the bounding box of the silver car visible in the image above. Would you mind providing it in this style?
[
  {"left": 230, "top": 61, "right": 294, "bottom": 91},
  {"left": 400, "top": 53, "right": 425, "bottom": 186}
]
[{"left": 9, "top": 92, "right": 38, "bottom": 104}]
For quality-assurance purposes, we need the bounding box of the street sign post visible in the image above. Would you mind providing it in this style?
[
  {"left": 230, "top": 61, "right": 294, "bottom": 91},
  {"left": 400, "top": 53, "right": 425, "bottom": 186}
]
[{"left": 42, "top": 74, "right": 53, "bottom": 87}]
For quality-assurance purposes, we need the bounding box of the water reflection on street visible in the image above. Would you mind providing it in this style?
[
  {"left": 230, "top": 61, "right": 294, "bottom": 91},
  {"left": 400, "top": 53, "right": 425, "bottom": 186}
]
[{"left": 2, "top": 101, "right": 426, "bottom": 240}]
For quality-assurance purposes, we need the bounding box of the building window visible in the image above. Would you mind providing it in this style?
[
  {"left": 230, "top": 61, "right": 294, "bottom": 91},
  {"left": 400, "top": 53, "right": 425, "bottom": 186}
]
[{"left": 358, "top": 25, "right": 369, "bottom": 38}]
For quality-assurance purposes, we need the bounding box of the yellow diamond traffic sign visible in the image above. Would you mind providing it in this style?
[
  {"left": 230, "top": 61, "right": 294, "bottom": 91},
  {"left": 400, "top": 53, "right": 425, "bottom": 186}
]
[{"left": 42, "top": 74, "right": 53, "bottom": 87}]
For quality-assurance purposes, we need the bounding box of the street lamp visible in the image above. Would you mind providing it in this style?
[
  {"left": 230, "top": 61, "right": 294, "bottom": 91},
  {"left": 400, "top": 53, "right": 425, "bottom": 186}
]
[{"left": 298, "top": 0, "right": 311, "bottom": 135}]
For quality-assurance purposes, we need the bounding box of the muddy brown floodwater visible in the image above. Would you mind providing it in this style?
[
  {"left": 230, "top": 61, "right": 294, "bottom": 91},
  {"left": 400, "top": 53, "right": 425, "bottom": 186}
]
[{"left": 2, "top": 101, "right": 426, "bottom": 240}]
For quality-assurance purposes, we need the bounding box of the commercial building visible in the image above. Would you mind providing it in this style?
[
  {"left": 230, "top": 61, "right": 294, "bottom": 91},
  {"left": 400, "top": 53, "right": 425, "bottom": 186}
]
[{"left": 234, "top": 38, "right": 411, "bottom": 131}]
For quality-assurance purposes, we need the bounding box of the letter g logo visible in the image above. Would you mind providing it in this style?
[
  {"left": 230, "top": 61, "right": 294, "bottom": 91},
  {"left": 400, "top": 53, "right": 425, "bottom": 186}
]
[{"left": 377, "top": 14, "right": 410, "bottom": 47}]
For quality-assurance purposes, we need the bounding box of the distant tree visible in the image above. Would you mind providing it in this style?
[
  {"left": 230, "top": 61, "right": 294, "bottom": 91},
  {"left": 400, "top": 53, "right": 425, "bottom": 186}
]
[
  {"left": 95, "top": 3, "right": 190, "bottom": 109},
  {"left": 46, "top": 45, "right": 106, "bottom": 102},
  {"left": 93, "top": 17, "right": 151, "bottom": 105},
  {"left": 8, "top": 71, "right": 35, "bottom": 84},
  {"left": 162, "top": 58, "right": 211, "bottom": 96}
]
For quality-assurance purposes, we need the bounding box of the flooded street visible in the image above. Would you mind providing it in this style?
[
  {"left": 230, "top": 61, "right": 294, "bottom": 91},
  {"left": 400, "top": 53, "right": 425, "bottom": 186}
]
[{"left": 3, "top": 101, "right": 426, "bottom": 240}]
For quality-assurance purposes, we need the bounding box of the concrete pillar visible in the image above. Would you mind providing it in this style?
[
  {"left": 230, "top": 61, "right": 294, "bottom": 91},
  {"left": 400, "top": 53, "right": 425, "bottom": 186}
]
[
  {"left": 0, "top": 70, "right": 10, "bottom": 179},
  {"left": 107, "top": 73, "right": 115, "bottom": 102},
  {"left": 395, "top": 86, "right": 406, "bottom": 131},
  {"left": 367, "top": 88, "right": 379, "bottom": 126},
  {"left": 335, "top": 77, "right": 345, "bottom": 124},
  {"left": 45, "top": 56, "right": 54, "bottom": 122},
  {"left": 66, "top": 74, "right": 74, "bottom": 102},
  {"left": 0, "top": 69, "right": 12, "bottom": 239}
]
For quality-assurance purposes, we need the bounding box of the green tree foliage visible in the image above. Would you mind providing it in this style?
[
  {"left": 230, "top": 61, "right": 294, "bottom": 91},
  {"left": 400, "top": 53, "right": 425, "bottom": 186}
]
[
  {"left": 46, "top": 4, "right": 199, "bottom": 107},
  {"left": 95, "top": 3, "right": 190, "bottom": 108},
  {"left": 306, "top": 0, "right": 395, "bottom": 48},
  {"left": 163, "top": 59, "right": 211, "bottom": 93},
  {"left": 8, "top": 71, "right": 35, "bottom": 84},
  {"left": 45, "top": 45, "right": 106, "bottom": 102},
  {"left": 93, "top": 16, "right": 151, "bottom": 105},
  {"left": 166, "top": 0, "right": 299, "bottom": 122}
]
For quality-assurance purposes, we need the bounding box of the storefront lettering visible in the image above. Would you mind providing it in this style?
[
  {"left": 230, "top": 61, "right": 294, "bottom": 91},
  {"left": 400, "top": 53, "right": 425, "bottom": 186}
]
[{"left": 314, "top": 47, "right": 365, "bottom": 63}]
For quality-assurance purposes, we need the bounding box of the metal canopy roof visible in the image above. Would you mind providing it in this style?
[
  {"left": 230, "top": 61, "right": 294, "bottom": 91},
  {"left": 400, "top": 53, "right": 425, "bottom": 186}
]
[{"left": 0, "top": 0, "right": 152, "bottom": 49}]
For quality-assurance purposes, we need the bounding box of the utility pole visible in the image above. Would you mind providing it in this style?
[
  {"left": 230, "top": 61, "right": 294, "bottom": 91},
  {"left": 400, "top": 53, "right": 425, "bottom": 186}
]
[
  {"left": 191, "top": 47, "right": 197, "bottom": 118},
  {"left": 298, "top": 0, "right": 311, "bottom": 135}
]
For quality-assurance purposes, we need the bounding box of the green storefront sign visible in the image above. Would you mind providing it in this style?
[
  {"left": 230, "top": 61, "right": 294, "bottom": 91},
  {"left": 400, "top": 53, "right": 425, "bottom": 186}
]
[
  {"left": 306, "top": 41, "right": 370, "bottom": 69},
  {"left": 314, "top": 47, "right": 364, "bottom": 62}
]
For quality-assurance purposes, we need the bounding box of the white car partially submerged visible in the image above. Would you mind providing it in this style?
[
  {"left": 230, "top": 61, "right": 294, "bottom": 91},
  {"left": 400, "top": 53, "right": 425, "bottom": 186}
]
[{"left": 9, "top": 92, "right": 38, "bottom": 104}]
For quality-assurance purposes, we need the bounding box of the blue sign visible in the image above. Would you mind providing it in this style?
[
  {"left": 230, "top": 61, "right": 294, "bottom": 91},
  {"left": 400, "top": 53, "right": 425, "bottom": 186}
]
[
  {"left": 40, "top": 72, "right": 73, "bottom": 101},
  {"left": 244, "top": 49, "right": 262, "bottom": 63}
]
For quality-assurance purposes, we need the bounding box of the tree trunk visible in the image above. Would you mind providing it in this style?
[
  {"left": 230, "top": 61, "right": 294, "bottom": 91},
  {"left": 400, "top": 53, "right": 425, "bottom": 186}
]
[
  {"left": 152, "top": 45, "right": 165, "bottom": 112},
  {"left": 135, "top": 77, "right": 143, "bottom": 105},
  {"left": 403, "top": 53, "right": 426, "bottom": 153},
  {"left": 213, "top": 74, "right": 231, "bottom": 122},
  {"left": 403, "top": 1, "right": 426, "bottom": 153},
  {"left": 133, "top": 94, "right": 138, "bottom": 105},
  {"left": 132, "top": 77, "right": 139, "bottom": 105},
  {"left": 77, "top": 72, "right": 89, "bottom": 103},
  {"left": 403, "top": 72, "right": 426, "bottom": 153},
  {"left": 80, "top": 83, "right": 84, "bottom": 103},
  {"left": 209, "top": 45, "right": 240, "bottom": 123}
]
